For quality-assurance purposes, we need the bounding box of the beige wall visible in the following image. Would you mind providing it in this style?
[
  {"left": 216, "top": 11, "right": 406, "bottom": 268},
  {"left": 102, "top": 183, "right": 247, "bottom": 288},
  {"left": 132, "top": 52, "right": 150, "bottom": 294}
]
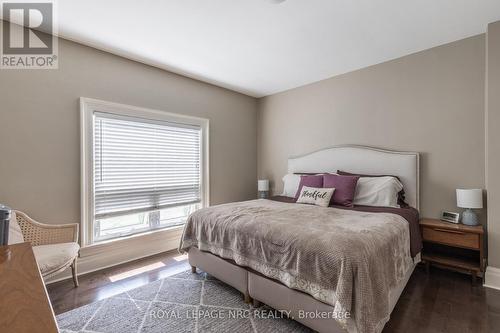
[
  {"left": 258, "top": 35, "right": 486, "bottom": 221},
  {"left": 0, "top": 37, "right": 258, "bottom": 224},
  {"left": 486, "top": 21, "right": 500, "bottom": 268}
]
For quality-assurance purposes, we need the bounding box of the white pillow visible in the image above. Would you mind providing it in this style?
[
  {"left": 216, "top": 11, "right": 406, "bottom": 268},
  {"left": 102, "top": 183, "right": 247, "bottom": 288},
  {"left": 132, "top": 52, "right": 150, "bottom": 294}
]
[
  {"left": 8, "top": 211, "right": 24, "bottom": 245},
  {"left": 281, "top": 173, "right": 301, "bottom": 197},
  {"left": 296, "top": 186, "right": 335, "bottom": 207},
  {"left": 353, "top": 176, "right": 403, "bottom": 208}
]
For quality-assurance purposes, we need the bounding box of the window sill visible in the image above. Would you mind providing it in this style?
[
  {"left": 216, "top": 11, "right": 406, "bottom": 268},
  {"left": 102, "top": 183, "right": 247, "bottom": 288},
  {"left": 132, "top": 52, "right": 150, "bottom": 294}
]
[
  {"left": 86, "top": 224, "right": 185, "bottom": 248},
  {"left": 80, "top": 225, "right": 185, "bottom": 257},
  {"left": 47, "top": 224, "right": 185, "bottom": 284}
]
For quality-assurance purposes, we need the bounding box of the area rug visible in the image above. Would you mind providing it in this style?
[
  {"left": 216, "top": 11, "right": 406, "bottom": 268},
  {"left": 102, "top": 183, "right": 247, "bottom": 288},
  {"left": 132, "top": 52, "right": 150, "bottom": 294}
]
[{"left": 56, "top": 268, "right": 313, "bottom": 333}]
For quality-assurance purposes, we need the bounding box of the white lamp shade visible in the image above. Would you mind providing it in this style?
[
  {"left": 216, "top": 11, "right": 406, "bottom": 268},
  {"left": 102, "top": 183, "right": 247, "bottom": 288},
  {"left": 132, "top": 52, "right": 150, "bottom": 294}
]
[
  {"left": 258, "top": 179, "right": 269, "bottom": 191},
  {"left": 456, "top": 189, "right": 483, "bottom": 209}
]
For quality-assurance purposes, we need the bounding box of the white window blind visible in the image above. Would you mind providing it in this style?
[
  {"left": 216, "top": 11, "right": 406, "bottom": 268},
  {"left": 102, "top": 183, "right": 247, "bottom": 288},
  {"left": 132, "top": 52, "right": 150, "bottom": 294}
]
[{"left": 93, "top": 112, "right": 202, "bottom": 219}]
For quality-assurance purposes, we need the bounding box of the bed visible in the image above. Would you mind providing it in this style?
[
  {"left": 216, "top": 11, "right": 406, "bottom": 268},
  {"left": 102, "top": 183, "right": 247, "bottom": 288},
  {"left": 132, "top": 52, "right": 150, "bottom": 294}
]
[{"left": 179, "top": 145, "right": 421, "bottom": 333}]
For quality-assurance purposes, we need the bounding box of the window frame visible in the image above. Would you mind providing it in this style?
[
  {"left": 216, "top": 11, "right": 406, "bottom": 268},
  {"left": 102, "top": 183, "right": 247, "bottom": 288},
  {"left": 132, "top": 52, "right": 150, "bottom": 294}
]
[{"left": 80, "top": 97, "right": 209, "bottom": 247}]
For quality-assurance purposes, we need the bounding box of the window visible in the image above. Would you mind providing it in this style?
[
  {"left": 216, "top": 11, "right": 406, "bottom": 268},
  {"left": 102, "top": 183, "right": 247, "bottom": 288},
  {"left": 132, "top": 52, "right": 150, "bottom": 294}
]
[{"left": 81, "top": 98, "right": 208, "bottom": 246}]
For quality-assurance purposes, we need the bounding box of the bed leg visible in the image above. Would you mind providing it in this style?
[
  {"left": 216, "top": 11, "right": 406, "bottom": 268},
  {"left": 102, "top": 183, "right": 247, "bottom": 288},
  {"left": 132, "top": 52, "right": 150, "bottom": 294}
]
[
  {"left": 252, "top": 299, "right": 262, "bottom": 307},
  {"left": 191, "top": 265, "right": 197, "bottom": 273},
  {"left": 243, "top": 292, "right": 252, "bottom": 304}
]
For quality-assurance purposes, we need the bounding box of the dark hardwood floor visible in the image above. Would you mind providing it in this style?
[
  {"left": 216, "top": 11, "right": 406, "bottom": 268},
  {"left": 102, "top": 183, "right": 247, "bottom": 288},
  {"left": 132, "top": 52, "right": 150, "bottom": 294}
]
[
  {"left": 47, "top": 250, "right": 191, "bottom": 316},
  {"left": 384, "top": 268, "right": 500, "bottom": 333},
  {"left": 47, "top": 252, "right": 500, "bottom": 332}
]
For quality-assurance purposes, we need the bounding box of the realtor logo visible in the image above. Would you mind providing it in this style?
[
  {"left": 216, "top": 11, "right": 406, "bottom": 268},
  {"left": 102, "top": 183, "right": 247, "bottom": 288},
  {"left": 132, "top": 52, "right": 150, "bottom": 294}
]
[{"left": 1, "top": 1, "right": 58, "bottom": 69}]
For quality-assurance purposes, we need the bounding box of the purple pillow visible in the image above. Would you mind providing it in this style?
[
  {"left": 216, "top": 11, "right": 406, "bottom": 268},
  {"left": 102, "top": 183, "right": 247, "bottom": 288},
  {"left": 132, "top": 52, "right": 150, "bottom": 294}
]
[
  {"left": 295, "top": 175, "right": 324, "bottom": 199},
  {"left": 323, "top": 173, "right": 359, "bottom": 207}
]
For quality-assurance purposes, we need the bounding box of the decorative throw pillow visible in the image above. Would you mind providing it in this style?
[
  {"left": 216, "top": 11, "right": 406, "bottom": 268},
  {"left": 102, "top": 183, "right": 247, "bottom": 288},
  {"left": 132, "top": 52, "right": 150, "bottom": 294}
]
[
  {"left": 294, "top": 175, "right": 324, "bottom": 199},
  {"left": 323, "top": 173, "right": 359, "bottom": 207},
  {"left": 296, "top": 186, "right": 335, "bottom": 207}
]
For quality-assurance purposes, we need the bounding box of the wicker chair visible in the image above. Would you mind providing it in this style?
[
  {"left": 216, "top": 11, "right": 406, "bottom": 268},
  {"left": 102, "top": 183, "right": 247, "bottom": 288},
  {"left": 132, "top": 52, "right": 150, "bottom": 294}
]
[{"left": 14, "top": 211, "right": 80, "bottom": 287}]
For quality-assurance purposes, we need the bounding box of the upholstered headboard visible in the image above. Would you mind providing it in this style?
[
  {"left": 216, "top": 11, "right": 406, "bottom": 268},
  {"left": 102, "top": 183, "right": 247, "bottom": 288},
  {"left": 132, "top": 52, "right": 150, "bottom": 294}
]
[{"left": 287, "top": 145, "right": 420, "bottom": 209}]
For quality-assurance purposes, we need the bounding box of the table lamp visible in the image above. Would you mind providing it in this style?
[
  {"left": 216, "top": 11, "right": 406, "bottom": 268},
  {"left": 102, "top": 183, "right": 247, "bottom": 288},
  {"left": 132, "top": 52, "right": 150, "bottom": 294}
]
[
  {"left": 258, "top": 179, "right": 270, "bottom": 199},
  {"left": 456, "top": 189, "right": 483, "bottom": 226}
]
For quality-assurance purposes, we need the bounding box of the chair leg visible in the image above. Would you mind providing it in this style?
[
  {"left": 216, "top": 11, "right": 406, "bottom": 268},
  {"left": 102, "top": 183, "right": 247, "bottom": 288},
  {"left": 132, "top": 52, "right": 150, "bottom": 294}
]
[{"left": 71, "top": 258, "right": 79, "bottom": 287}]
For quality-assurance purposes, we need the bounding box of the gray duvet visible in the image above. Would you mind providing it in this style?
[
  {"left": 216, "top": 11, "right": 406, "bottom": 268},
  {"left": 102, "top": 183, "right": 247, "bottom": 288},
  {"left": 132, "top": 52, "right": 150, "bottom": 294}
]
[{"left": 179, "top": 199, "right": 412, "bottom": 333}]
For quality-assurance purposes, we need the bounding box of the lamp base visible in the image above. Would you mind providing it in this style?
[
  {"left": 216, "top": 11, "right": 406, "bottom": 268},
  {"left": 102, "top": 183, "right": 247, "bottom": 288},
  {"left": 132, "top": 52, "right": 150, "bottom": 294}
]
[
  {"left": 461, "top": 209, "right": 479, "bottom": 226},
  {"left": 258, "top": 191, "right": 269, "bottom": 199}
]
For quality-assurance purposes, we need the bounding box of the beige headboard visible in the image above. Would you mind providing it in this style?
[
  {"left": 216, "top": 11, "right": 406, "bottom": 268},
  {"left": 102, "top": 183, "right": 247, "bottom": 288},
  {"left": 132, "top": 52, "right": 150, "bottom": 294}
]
[{"left": 288, "top": 145, "right": 420, "bottom": 209}]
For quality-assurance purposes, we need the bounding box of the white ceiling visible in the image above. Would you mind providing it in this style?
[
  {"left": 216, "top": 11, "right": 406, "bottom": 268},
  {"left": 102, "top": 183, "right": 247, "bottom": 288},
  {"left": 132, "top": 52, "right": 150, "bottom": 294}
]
[{"left": 53, "top": 1, "right": 500, "bottom": 96}]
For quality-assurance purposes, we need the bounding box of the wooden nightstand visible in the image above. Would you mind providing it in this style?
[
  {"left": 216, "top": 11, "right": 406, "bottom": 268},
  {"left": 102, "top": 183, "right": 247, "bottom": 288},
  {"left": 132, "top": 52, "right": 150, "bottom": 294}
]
[{"left": 420, "top": 218, "right": 484, "bottom": 284}]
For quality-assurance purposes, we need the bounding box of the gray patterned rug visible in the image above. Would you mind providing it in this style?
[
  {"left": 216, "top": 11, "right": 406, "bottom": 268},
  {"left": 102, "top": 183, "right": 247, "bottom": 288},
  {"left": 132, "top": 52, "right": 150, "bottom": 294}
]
[{"left": 56, "top": 269, "right": 314, "bottom": 333}]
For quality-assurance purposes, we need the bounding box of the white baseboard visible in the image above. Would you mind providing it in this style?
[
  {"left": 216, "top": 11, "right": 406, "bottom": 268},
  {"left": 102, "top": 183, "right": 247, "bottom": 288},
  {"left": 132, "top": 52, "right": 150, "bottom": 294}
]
[
  {"left": 46, "top": 227, "right": 184, "bottom": 284},
  {"left": 484, "top": 266, "right": 500, "bottom": 290}
]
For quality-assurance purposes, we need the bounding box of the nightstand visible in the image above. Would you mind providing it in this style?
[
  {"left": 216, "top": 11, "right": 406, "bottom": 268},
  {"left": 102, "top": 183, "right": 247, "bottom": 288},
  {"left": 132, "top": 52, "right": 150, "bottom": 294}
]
[{"left": 420, "top": 218, "right": 484, "bottom": 284}]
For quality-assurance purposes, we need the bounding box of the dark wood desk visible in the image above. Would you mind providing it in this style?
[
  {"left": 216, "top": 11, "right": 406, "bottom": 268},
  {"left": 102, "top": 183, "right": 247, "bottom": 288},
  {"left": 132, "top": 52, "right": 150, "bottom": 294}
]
[{"left": 0, "top": 242, "right": 59, "bottom": 333}]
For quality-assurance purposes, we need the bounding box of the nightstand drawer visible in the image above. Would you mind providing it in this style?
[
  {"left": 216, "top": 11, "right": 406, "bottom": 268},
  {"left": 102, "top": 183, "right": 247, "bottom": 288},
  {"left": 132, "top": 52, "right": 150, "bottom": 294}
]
[{"left": 422, "top": 227, "right": 480, "bottom": 249}]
